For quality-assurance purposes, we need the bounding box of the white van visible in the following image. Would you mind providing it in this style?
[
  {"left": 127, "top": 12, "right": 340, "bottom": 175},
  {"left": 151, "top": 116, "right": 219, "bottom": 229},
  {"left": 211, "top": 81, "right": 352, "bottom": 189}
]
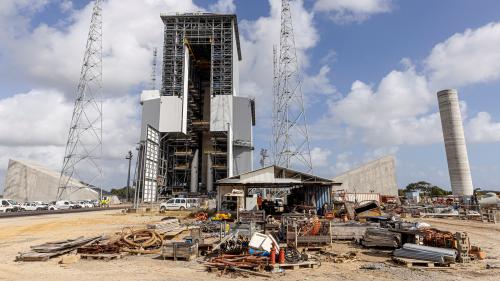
[
  {"left": 160, "top": 198, "right": 188, "bottom": 211},
  {"left": 1, "top": 199, "right": 21, "bottom": 212}
]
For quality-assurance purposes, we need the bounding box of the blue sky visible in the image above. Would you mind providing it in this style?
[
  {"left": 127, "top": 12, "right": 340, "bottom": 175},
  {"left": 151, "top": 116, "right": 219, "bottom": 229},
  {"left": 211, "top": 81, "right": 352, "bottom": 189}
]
[{"left": 0, "top": 0, "right": 499, "bottom": 193}]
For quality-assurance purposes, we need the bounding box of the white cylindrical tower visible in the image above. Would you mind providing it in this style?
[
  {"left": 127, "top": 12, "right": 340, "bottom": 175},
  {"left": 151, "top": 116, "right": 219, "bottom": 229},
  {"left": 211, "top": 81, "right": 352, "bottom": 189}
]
[{"left": 437, "top": 89, "right": 474, "bottom": 196}]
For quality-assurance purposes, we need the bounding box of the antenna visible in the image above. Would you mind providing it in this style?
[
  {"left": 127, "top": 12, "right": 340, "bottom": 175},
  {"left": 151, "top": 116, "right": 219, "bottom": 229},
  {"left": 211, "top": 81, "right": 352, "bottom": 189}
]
[
  {"left": 151, "top": 47, "right": 157, "bottom": 90},
  {"left": 260, "top": 149, "right": 269, "bottom": 168},
  {"left": 58, "top": 0, "right": 103, "bottom": 200},
  {"left": 272, "top": 0, "right": 313, "bottom": 173}
]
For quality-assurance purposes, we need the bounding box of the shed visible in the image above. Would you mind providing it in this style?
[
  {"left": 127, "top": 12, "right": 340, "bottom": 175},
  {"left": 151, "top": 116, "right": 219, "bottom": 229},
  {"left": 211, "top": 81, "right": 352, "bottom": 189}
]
[{"left": 216, "top": 165, "right": 341, "bottom": 212}]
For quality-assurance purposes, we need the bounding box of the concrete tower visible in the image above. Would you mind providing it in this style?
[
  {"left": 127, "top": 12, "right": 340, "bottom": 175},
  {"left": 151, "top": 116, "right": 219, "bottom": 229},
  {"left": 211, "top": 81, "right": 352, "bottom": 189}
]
[{"left": 437, "top": 89, "right": 473, "bottom": 196}]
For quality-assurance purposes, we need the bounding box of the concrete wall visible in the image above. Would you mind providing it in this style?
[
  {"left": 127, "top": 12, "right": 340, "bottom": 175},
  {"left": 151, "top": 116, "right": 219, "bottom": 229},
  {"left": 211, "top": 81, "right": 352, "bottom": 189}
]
[
  {"left": 332, "top": 155, "right": 398, "bottom": 196},
  {"left": 233, "top": 147, "right": 252, "bottom": 176},
  {"left": 3, "top": 159, "right": 98, "bottom": 202}
]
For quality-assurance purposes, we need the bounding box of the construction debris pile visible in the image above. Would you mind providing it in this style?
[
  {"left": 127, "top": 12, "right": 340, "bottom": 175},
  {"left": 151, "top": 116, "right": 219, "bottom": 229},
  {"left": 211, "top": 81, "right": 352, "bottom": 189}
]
[{"left": 14, "top": 196, "right": 490, "bottom": 276}]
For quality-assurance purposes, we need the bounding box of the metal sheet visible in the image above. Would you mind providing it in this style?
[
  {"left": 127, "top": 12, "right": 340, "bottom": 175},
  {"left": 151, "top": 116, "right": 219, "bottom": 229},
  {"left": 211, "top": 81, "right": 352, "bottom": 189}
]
[
  {"left": 181, "top": 44, "right": 189, "bottom": 134},
  {"left": 159, "top": 96, "right": 183, "bottom": 132},
  {"left": 140, "top": 97, "right": 160, "bottom": 141},
  {"left": 232, "top": 96, "right": 252, "bottom": 142},
  {"left": 143, "top": 126, "right": 159, "bottom": 202},
  {"left": 210, "top": 95, "right": 232, "bottom": 132},
  {"left": 344, "top": 193, "right": 380, "bottom": 203}
]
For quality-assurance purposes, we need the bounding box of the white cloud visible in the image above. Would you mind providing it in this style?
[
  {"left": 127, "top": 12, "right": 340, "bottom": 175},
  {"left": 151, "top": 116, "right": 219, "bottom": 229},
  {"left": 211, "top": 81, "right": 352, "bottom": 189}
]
[
  {"left": 328, "top": 66, "right": 442, "bottom": 146},
  {"left": 60, "top": 0, "right": 73, "bottom": 13},
  {"left": 0, "top": 0, "right": 202, "bottom": 191},
  {"left": 0, "top": 89, "right": 140, "bottom": 191},
  {"left": 302, "top": 66, "right": 337, "bottom": 97},
  {"left": 330, "top": 151, "right": 353, "bottom": 175},
  {"left": 466, "top": 112, "right": 500, "bottom": 143},
  {"left": 0, "top": 90, "right": 71, "bottom": 146},
  {"left": 209, "top": 0, "right": 236, "bottom": 14},
  {"left": 239, "top": 0, "right": 332, "bottom": 124},
  {"left": 310, "top": 147, "right": 332, "bottom": 167},
  {"left": 0, "top": 0, "right": 201, "bottom": 96},
  {"left": 314, "top": 0, "right": 393, "bottom": 24},
  {"left": 426, "top": 22, "right": 500, "bottom": 89},
  {"left": 318, "top": 21, "right": 500, "bottom": 150}
]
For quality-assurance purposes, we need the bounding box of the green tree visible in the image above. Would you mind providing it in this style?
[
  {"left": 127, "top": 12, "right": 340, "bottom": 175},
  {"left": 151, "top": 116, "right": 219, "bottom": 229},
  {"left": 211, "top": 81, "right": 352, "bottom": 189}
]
[
  {"left": 404, "top": 181, "right": 451, "bottom": 196},
  {"left": 110, "top": 186, "right": 135, "bottom": 199}
]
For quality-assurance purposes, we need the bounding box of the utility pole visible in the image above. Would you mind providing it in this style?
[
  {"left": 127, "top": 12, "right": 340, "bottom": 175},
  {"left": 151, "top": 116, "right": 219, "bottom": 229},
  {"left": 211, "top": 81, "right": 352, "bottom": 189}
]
[{"left": 125, "top": 151, "right": 133, "bottom": 202}]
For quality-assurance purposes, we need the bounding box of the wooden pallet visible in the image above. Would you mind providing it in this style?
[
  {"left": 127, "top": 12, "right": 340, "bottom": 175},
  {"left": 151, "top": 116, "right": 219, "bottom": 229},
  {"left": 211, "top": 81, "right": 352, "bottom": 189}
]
[
  {"left": 274, "top": 261, "right": 319, "bottom": 270},
  {"left": 298, "top": 246, "right": 324, "bottom": 252},
  {"left": 80, "top": 253, "right": 122, "bottom": 261},
  {"left": 162, "top": 254, "right": 197, "bottom": 261},
  {"left": 392, "top": 257, "right": 454, "bottom": 268}
]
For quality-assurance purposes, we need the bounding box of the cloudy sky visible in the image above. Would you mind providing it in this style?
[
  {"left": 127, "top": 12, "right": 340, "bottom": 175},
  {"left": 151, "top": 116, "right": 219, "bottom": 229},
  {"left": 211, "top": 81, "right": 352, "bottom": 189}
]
[{"left": 1, "top": 0, "right": 500, "bottom": 193}]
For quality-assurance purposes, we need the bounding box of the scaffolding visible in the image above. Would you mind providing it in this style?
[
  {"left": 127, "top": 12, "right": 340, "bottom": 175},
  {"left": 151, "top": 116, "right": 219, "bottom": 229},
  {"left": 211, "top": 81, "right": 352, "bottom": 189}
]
[{"left": 161, "top": 14, "right": 238, "bottom": 97}]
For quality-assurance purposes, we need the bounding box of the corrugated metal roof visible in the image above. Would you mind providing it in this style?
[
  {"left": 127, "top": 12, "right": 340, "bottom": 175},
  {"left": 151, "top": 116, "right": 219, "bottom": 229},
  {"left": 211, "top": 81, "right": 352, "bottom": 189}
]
[{"left": 217, "top": 165, "right": 336, "bottom": 184}]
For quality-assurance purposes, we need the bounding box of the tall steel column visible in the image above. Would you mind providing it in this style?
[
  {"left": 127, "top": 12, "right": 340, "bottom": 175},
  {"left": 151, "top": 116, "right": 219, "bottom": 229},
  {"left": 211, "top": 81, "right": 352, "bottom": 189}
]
[
  {"left": 437, "top": 89, "right": 474, "bottom": 196},
  {"left": 58, "top": 0, "right": 103, "bottom": 200},
  {"left": 272, "top": 0, "right": 313, "bottom": 173}
]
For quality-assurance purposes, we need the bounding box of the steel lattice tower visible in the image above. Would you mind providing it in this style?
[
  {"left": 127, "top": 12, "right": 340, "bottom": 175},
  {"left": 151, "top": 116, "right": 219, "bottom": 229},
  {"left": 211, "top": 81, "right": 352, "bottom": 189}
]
[
  {"left": 58, "top": 0, "right": 103, "bottom": 200},
  {"left": 272, "top": 0, "right": 313, "bottom": 173}
]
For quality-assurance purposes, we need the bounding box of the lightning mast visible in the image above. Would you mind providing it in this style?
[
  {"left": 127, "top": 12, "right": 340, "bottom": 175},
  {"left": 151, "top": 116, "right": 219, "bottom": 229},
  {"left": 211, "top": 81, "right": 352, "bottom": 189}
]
[
  {"left": 272, "top": 0, "right": 313, "bottom": 173},
  {"left": 151, "top": 47, "right": 158, "bottom": 90},
  {"left": 58, "top": 0, "right": 103, "bottom": 200}
]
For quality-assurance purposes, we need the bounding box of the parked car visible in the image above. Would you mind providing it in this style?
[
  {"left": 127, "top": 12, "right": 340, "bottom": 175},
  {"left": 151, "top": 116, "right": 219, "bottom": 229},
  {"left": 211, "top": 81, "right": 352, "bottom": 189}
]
[
  {"left": 48, "top": 203, "right": 58, "bottom": 211},
  {"left": 90, "top": 200, "right": 100, "bottom": 207},
  {"left": 70, "top": 201, "right": 83, "bottom": 209},
  {"left": 55, "top": 200, "right": 76, "bottom": 210},
  {"left": 33, "top": 201, "right": 49, "bottom": 209},
  {"left": 77, "top": 200, "right": 93, "bottom": 208},
  {"left": 21, "top": 202, "right": 48, "bottom": 211},
  {"left": 160, "top": 198, "right": 190, "bottom": 211},
  {"left": 1, "top": 199, "right": 22, "bottom": 212}
]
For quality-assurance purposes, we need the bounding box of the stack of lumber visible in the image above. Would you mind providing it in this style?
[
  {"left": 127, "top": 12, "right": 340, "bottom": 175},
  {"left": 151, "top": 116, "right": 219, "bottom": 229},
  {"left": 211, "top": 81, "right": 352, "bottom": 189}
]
[
  {"left": 16, "top": 236, "right": 103, "bottom": 261},
  {"left": 147, "top": 218, "right": 180, "bottom": 234},
  {"left": 362, "top": 228, "right": 401, "bottom": 248}
]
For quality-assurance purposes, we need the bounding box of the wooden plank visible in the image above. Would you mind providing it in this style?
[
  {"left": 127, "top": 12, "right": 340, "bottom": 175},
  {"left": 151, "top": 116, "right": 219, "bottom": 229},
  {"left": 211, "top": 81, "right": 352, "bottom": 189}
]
[
  {"left": 80, "top": 253, "right": 122, "bottom": 261},
  {"left": 392, "top": 257, "right": 453, "bottom": 268},
  {"left": 274, "top": 261, "right": 319, "bottom": 270}
]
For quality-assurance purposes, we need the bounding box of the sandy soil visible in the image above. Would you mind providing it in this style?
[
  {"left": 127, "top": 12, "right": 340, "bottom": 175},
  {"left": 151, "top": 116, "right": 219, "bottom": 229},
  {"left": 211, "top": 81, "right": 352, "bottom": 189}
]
[{"left": 0, "top": 210, "right": 499, "bottom": 281}]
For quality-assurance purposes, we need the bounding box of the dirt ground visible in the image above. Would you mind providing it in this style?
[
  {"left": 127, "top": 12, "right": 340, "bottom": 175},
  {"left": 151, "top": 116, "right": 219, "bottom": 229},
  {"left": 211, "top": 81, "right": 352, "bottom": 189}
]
[{"left": 0, "top": 210, "right": 499, "bottom": 281}]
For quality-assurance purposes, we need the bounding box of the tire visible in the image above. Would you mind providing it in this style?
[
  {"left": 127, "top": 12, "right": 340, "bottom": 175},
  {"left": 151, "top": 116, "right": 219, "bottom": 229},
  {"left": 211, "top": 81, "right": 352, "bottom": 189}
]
[
  {"left": 160, "top": 206, "right": 166, "bottom": 213},
  {"left": 179, "top": 206, "right": 185, "bottom": 211}
]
